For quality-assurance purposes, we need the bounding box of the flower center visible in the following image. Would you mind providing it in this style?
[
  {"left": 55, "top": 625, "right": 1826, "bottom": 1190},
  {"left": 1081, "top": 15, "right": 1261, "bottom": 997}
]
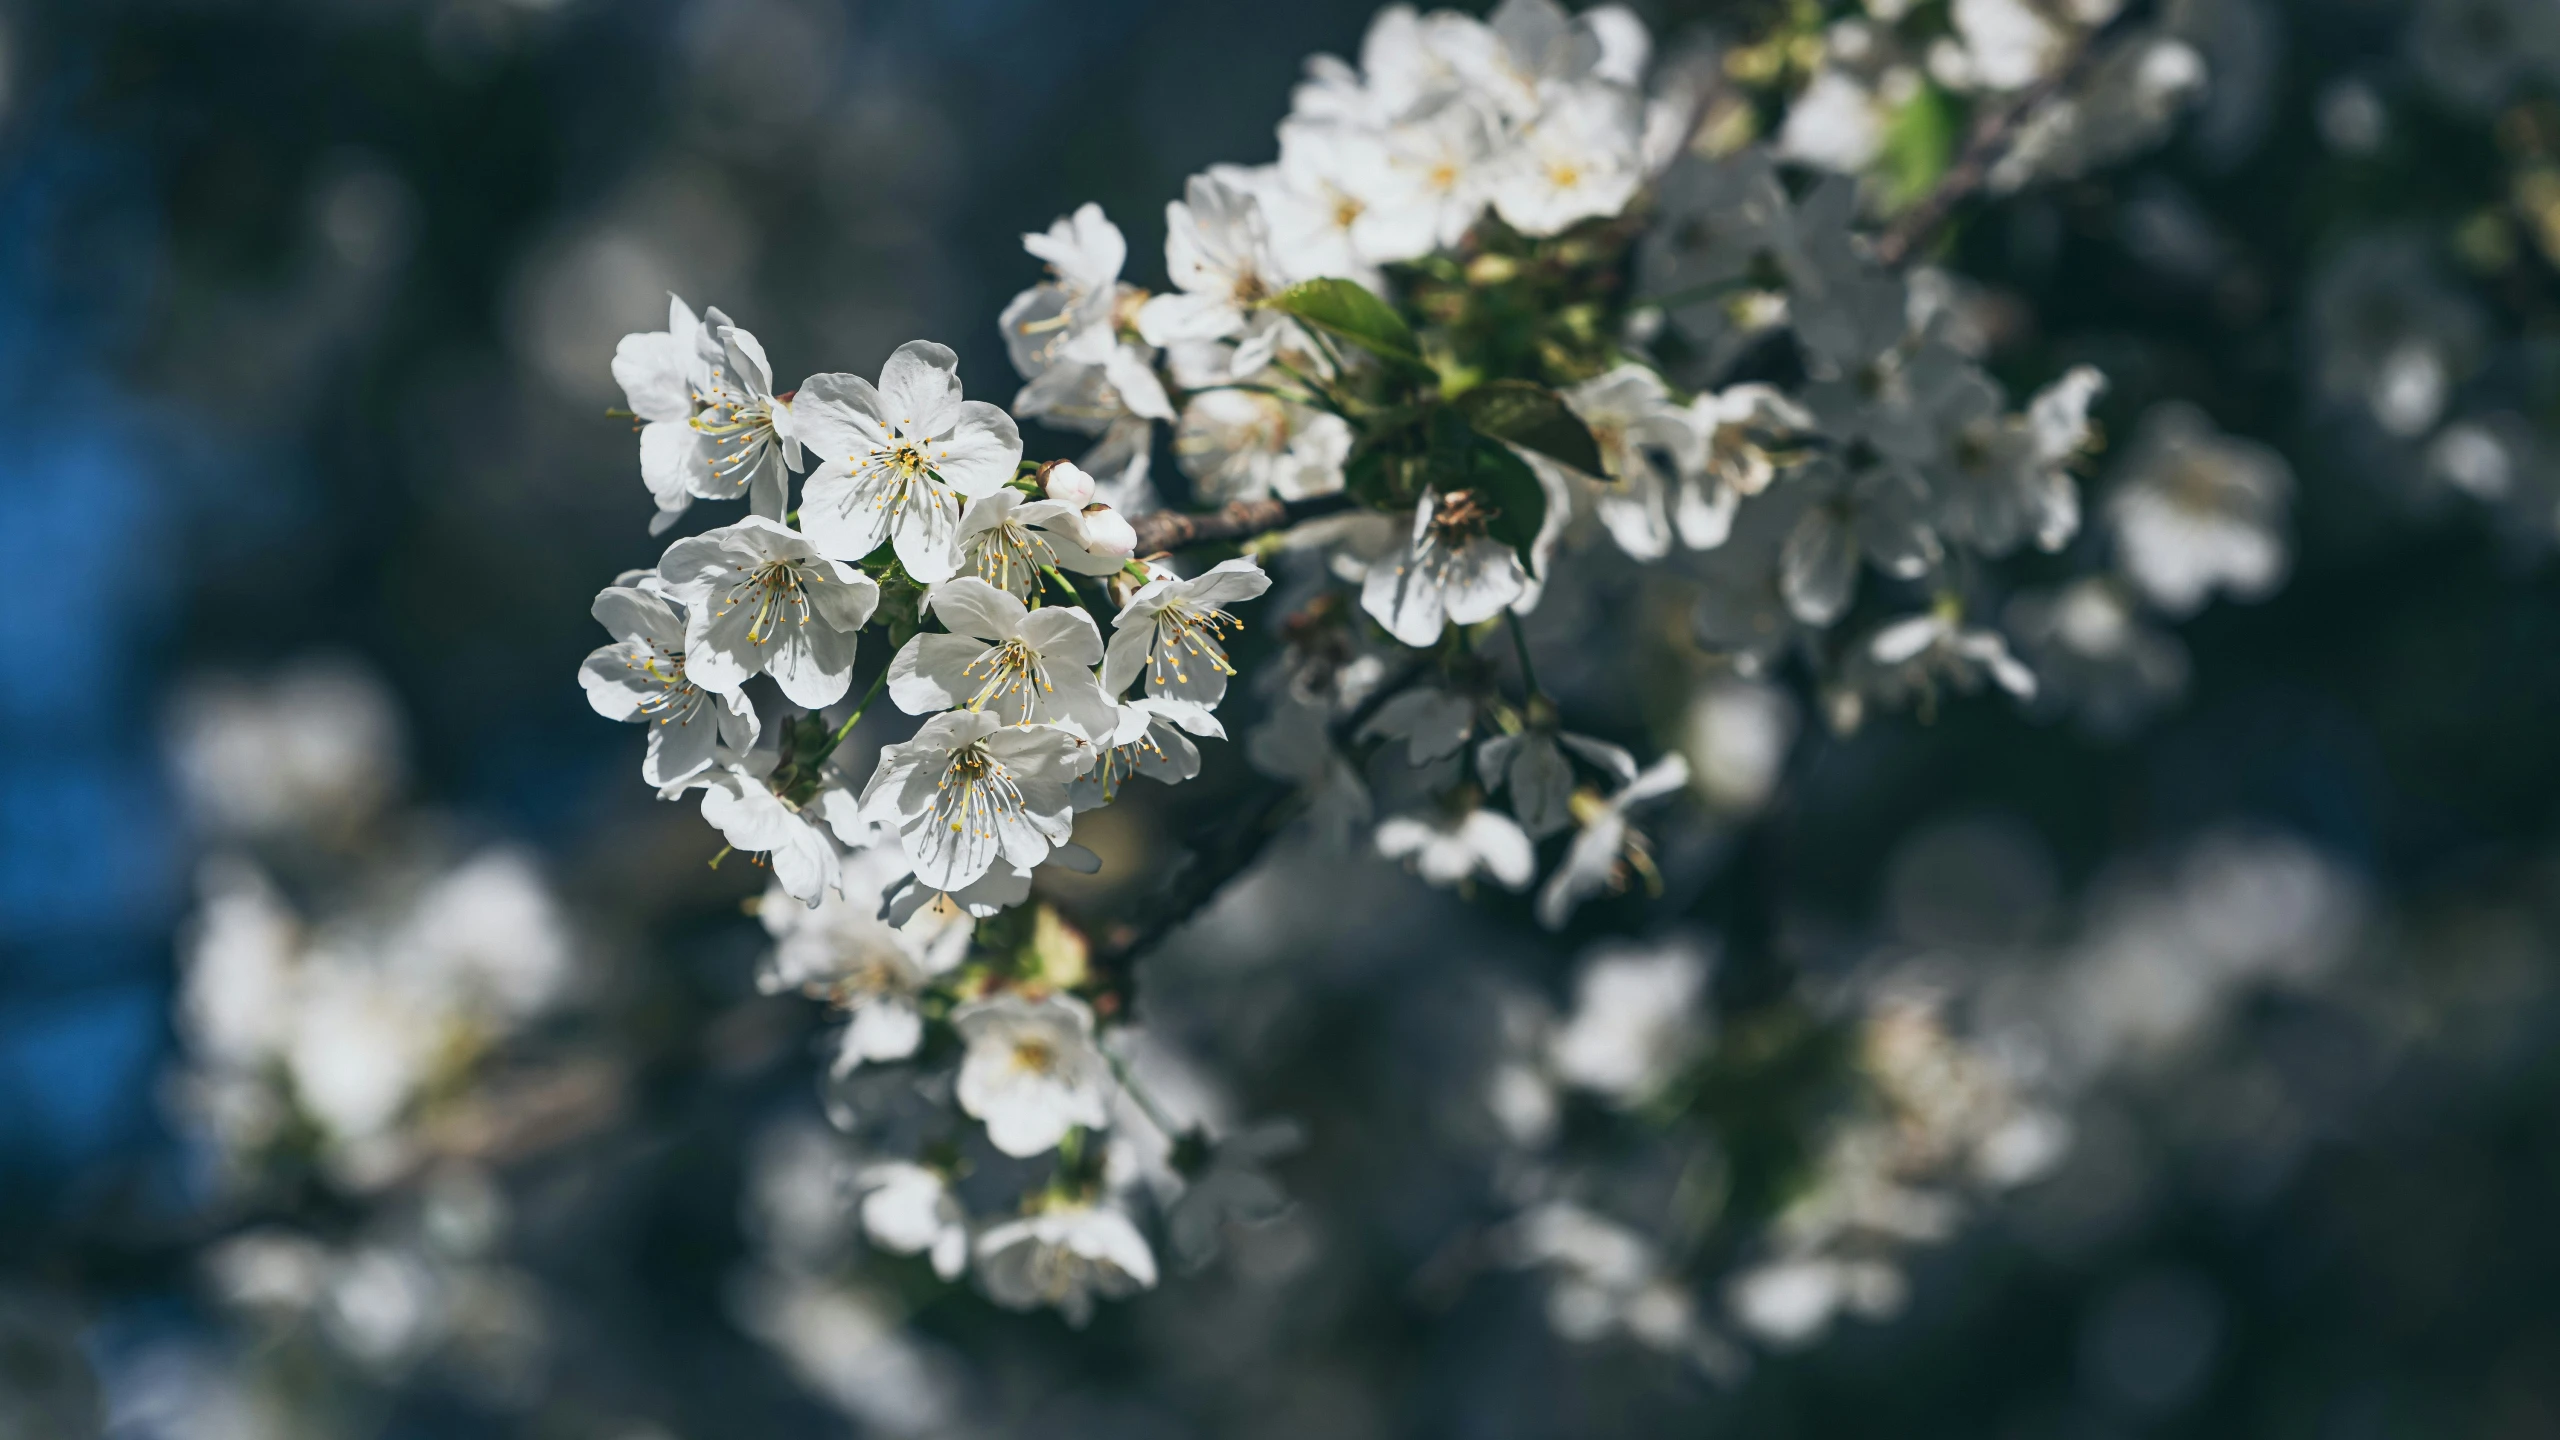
[
  {"left": 963, "top": 639, "right": 1053, "bottom": 723},
  {"left": 1010, "top": 1037, "right": 1058, "bottom": 1075},
  {"left": 723, "top": 561, "right": 814, "bottom": 647},
  {"left": 622, "top": 642, "right": 703, "bottom": 725},
  {"left": 932, "top": 743, "right": 1028, "bottom": 840},
  {"left": 1025, "top": 1235, "right": 1086, "bottom": 1300},
  {"left": 849, "top": 438, "right": 956, "bottom": 529},
  {"left": 970, "top": 518, "right": 1056, "bottom": 596},
  {"left": 690, "top": 367, "right": 774, "bottom": 482},
  {"left": 1089, "top": 725, "right": 1171, "bottom": 804},
  {"left": 830, "top": 955, "right": 906, "bottom": 1003},
  {"left": 1428, "top": 489, "right": 1498, "bottom": 542},
  {"left": 1149, "top": 599, "right": 1242, "bottom": 688},
  {"left": 2164, "top": 458, "right": 2228, "bottom": 512}
]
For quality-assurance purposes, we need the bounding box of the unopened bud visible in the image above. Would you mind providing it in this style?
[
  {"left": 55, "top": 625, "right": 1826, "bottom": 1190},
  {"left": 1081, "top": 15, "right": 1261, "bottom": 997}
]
[
  {"left": 1079, "top": 503, "right": 1137, "bottom": 559},
  {"left": 1044, "top": 461, "right": 1097, "bottom": 505}
]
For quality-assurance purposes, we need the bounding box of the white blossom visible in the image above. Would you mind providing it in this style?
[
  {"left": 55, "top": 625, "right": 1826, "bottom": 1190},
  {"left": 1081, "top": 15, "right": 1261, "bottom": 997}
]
[
  {"left": 795, "top": 341, "right": 1025, "bottom": 584},
  {"left": 1263, "top": 121, "right": 1430, "bottom": 284},
  {"left": 1477, "top": 728, "right": 1634, "bottom": 838},
  {"left": 167, "top": 658, "right": 406, "bottom": 841},
  {"left": 579, "top": 581, "right": 758, "bottom": 786},
  {"left": 658, "top": 516, "right": 880, "bottom": 709},
  {"left": 973, "top": 1203, "right": 1158, "bottom": 1326},
  {"left": 1489, "top": 82, "right": 1644, "bottom": 237},
  {"left": 1929, "top": 364, "right": 2104, "bottom": 558},
  {"left": 1375, "top": 806, "right": 1536, "bottom": 891},
  {"left": 1174, "top": 385, "right": 1353, "bottom": 504},
  {"left": 855, "top": 1163, "right": 969, "bottom": 1281},
  {"left": 692, "top": 761, "right": 842, "bottom": 908},
  {"left": 1686, "top": 384, "right": 1814, "bottom": 550},
  {"left": 391, "top": 848, "right": 575, "bottom": 1022},
  {"left": 1002, "top": 204, "right": 1175, "bottom": 478},
  {"left": 857, "top": 710, "right": 1086, "bottom": 894},
  {"left": 1245, "top": 693, "right": 1374, "bottom": 848},
  {"left": 1137, "top": 174, "right": 1296, "bottom": 379},
  {"left": 2105, "top": 403, "right": 2292, "bottom": 617},
  {"left": 1499, "top": 1201, "right": 1729, "bottom": 1369},
  {"left": 1728, "top": 1255, "right": 1909, "bottom": 1348},
  {"left": 1856, "top": 605, "right": 2040, "bottom": 715},
  {"left": 999, "top": 203, "right": 1127, "bottom": 373},
  {"left": 1292, "top": 6, "right": 1496, "bottom": 129},
  {"left": 282, "top": 958, "right": 442, "bottom": 1159},
  {"left": 1560, "top": 364, "right": 1699, "bottom": 559},
  {"left": 1683, "top": 679, "right": 1800, "bottom": 814},
  {"left": 1374, "top": 99, "right": 1505, "bottom": 255},
  {"left": 888, "top": 577, "right": 1118, "bottom": 741},
  {"left": 1101, "top": 557, "right": 1272, "bottom": 709},
  {"left": 1777, "top": 70, "right": 1887, "bottom": 174},
  {"left": 1069, "top": 697, "right": 1223, "bottom": 812},
  {"left": 1547, "top": 937, "right": 1712, "bottom": 1103},
  {"left": 1778, "top": 461, "right": 1941, "bottom": 627},
  {"left": 758, "top": 845, "right": 972, "bottom": 1072},
  {"left": 1933, "top": 0, "right": 2072, "bottom": 93},
  {"left": 2006, "top": 578, "right": 2191, "bottom": 737},
  {"left": 951, "top": 992, "right": 1114, "bottom": 1158},
  {"left": 1536, "top": 753, "right": 1691, "bottom": 929},
  {"left": 953, "top": 487, "right": 1131, "bottom": 601},
  {"left": 1358, "top": 685, "right": 1477, "bottom": 765},
  {"left": 1360, "top": 489, "right": 1530, "bottom": 647},
  {"left": 611, "top": 296, "right": 802, "bottom": 530}
]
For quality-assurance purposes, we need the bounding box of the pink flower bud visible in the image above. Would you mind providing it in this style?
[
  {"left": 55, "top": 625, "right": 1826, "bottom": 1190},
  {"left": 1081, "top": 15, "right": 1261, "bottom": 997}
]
[
  {"left": 1079, "top": 503, "right": 1137, "bottom": 559},
  {"left": 1043, "top": 461, "right": 1097, "bottom": 506}
]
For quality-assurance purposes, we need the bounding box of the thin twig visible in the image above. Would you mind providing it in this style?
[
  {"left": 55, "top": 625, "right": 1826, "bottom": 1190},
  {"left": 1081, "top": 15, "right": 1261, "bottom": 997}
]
[
  {"left": 1128, "top": 492, "right": 1361, "bottom": 556},
  {"left": 806, "top": 663, "right": 892, "bottom": 770},
  {"left": 1869, "top": 5, "right": 2142, "bottom": 268},
  {"left": 1102, "top": 1043, "right": 1187, "bottom": 1140},
  {"left": 1094, "top": 661, "right": 1424, "bottom": 970}
]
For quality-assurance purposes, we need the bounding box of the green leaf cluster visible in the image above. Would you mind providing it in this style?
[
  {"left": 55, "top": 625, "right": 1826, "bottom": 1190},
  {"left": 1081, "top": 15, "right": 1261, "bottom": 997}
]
[{"left": 1263, "top": 276, "right": 1622, "bottom": 568}]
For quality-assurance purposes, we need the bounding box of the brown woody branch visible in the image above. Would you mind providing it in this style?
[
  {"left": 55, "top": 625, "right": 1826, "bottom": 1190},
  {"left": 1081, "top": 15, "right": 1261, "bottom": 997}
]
[{"left": 1129, "top": 491, "right": 1361, "bottom": 556}]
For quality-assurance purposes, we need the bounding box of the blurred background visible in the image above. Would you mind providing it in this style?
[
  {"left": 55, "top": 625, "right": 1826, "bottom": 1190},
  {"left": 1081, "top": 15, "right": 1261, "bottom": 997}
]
[{"left": 6, "top": 0, "right": 2560, "bottom": 1435}]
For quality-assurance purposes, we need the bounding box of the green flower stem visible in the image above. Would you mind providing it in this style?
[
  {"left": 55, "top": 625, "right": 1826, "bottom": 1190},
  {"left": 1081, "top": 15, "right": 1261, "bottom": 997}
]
[
  {"left": 1505, "top": 610, "right": 1546, "bottom": 704},
  {"left": 1103, "top": 1044, "right": 1184, "bottom": 1141},
  {"left": 806, "top": 664, "right": 892, "bottom": 770}
]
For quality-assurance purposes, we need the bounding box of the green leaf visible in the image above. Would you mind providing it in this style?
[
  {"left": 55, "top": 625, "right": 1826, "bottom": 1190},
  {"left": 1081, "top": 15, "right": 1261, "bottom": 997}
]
[
  {"left": 1267, "top": 278, "right": 1427, "bottom": 371},
  {"left": 1462, "top": 435, "right": 1549, "bottom": 568},
  {"left": 1342, "top": 446, "right": 1406, "bottom": 510},
  {"left": 1454, "top": 379, "right": 1603, "bottom": 476},
  {"left": 1879, "top": 80, "right": 1958, "bottom": 212}
]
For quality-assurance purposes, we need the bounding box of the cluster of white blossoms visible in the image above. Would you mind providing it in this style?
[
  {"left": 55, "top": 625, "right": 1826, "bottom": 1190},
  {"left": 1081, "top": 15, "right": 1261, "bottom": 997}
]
[
  {"left": 1471, "top": 824, "right": 2363, "bottom": 1372},
  {"left": 595, "top": 295, "right": 1277, "bottom": 1325},
  {"left": 168, "top": 662, "right": 581, "bottom": 1195},
  {"left": 595, "top": 306, "right": 1218, "bottom": 910},
  {"left": 1772, "top": 0, "right": 2210, "bottom": 193},
  {"left": 577, "top": 0, "right": 2284, "bottom": 1332},
  {"left": 175, "top": 852, "right": 578, "bottom": 1192}
]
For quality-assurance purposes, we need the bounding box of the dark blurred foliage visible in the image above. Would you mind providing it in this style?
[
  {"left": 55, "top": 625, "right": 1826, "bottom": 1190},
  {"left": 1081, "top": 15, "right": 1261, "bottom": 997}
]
[{"left": 4, "top": 0, "right": 2560, "bottom": 1435}]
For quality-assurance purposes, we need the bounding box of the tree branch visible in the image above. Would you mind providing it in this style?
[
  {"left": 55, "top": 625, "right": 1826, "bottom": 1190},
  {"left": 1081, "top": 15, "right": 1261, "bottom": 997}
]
[
  {"left": 1869, "top": 6, "right": 2142, "bottom": 268},
  {"left": 1130, "top": 491, "right": 1361, "bottom": 556},
  {"left": 1095, "top": 661, "right": 1423, "bottom": 971}
]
